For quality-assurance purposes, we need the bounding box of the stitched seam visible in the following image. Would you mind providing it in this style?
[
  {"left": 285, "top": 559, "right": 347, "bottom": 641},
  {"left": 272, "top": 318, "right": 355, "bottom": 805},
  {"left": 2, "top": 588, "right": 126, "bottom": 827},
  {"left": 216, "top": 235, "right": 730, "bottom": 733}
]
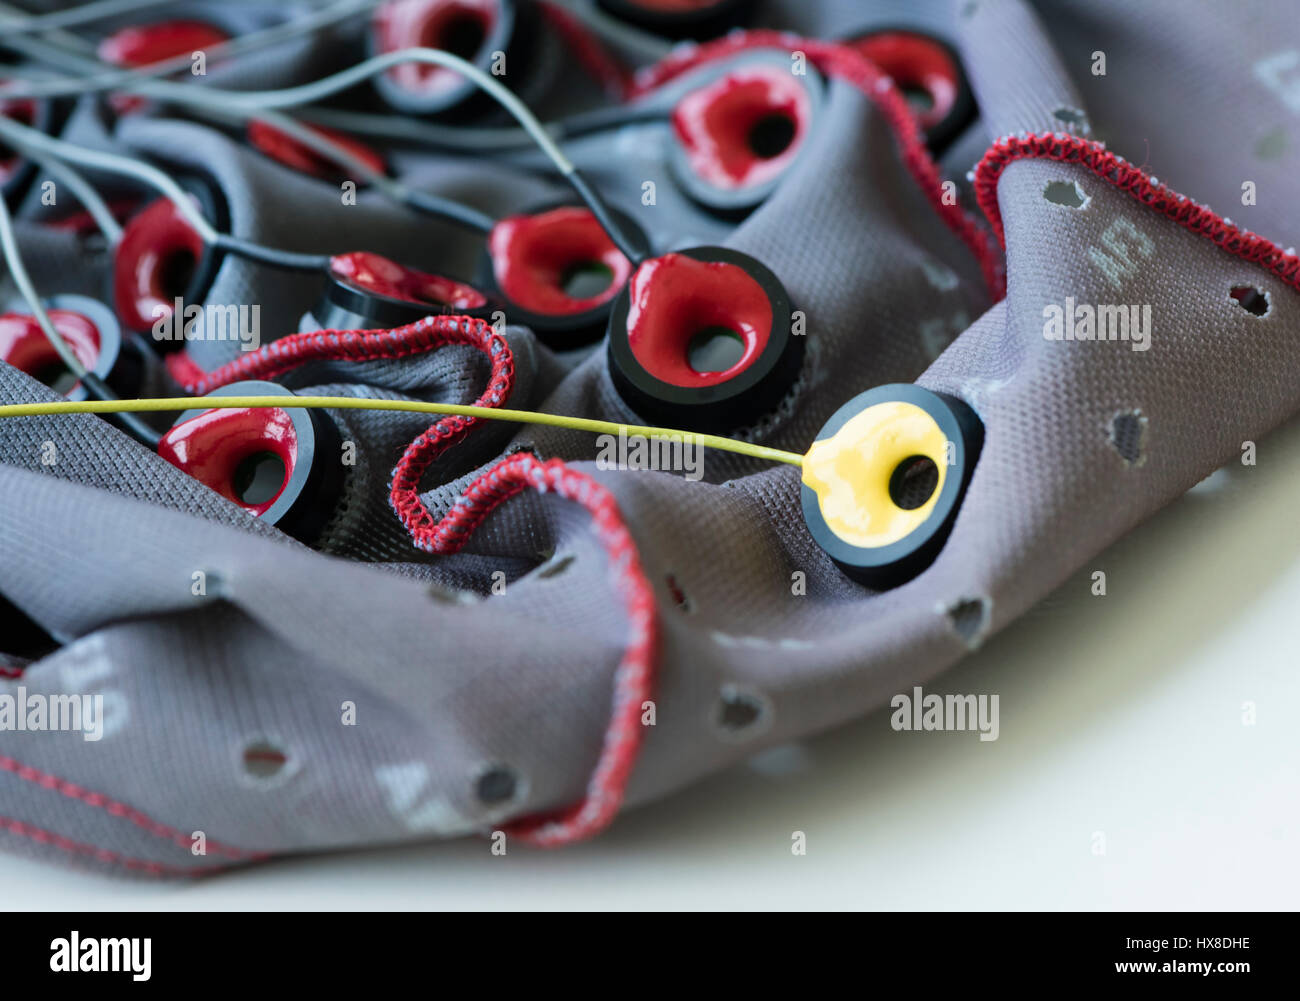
[
  {"left": 0, "top": 754, "right": 263, "bottom": 861},
  {"left": 0, "top": 812, "right": 239, "bottom": 877},
  {"left": 630, "top": 31, "right": 1004, "bottom": 299},
  {"left": 410, "top": 453, "right": 657, "bottom": 846},
  {"left": 973, "top": 132, "right": 1300, "bottom": 293}
]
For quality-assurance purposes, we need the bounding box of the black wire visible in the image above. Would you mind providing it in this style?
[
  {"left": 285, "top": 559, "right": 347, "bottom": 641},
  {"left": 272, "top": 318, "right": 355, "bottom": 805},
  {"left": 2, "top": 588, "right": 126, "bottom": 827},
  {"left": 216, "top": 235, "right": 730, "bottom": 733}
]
[
  {"left": 567, "top": 168, "right": 646, "bottom": 266},
  {"left": 403, "top": 190, "right": 496, "bottom": 234},
  {"left": 213, "top": 234, "right": 331, "bottom": 273},
  {"left": 80, "top": 372, "right": 162, "bottom": 449}
]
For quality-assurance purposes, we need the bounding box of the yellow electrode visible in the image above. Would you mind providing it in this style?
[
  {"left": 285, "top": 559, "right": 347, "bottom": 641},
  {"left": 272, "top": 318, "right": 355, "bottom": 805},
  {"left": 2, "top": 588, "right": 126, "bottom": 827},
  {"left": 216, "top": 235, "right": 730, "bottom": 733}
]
[{"left": 801, "top": 400, "right": 948, "bottom": 548}]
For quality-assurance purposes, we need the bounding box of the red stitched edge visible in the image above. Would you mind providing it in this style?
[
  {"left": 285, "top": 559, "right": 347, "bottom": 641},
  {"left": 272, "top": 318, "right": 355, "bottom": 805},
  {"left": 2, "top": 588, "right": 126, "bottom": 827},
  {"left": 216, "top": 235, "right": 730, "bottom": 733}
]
[
  {"left": 0, "top": 754, "right": 262, "bottom": 862},
  {"left": 178, "top": 314, "right": 515, "bottom": 397},
  {"left": 400, "top": 452, "right": 657, "bottom": 846},
  {"left": 538, "top": 1, "right": 630, "bottom": 101},
  {"left": 0, "top": 664, "right": 25, "bottom": 679},
  {"left": 0, "top": 813, "right": 237, "bottom": 877},
  {"left": 973, "top": 132, "right": 1300, "bottom": 292},
  {"left": 630, "top": 30, "right": 1004, "bottom": 299}
]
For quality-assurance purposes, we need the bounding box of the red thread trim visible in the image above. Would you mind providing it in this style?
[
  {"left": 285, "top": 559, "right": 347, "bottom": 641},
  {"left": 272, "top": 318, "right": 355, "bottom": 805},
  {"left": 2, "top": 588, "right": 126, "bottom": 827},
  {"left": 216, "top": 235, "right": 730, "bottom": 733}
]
[
  {"left": 397, "top": 452, "right": 656, "bottom": 846},
  {"left": 0, "top": 754, "right": 263, "bottom": 862},
  {"left": 973, "top": 132, "right": 1300, "bottom": 293},
  {"left": 0, "top": 665, "right": 25, "bottom": 679},
  {"left": 178, "top": 314, "right": 515, "bottom": 398},
  {"left": 538, "top": 1, "right": 630, "bottom": 101},
  {"left": 630, "top": 31, "right": 1004, "bottom": 299},
  {"left": 0, "top": 812, "right": 234, "bottom": 877}
]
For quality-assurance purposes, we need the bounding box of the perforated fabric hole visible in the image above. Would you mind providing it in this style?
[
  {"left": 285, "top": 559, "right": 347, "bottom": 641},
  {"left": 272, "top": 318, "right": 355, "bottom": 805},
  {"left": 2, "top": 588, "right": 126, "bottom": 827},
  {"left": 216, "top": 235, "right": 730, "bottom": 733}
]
[
  {"left": 1110, "top": 409, "right": 1148, "bottom": 466},
  {"left": 242, "top": 740, "right": 288, "bottom": 781},
  {"left": 536, "top": 552, "right": 575, "bottom": 579},
  {"left": 715, "top": 684, "right": 771, "bottom": 740},
  {"left": 474, "top": 764, "right": 520, "bottom": 805},
  {"left": 942, "top": 596, "right": 990, "bottom": 649},
  {"left": 1053, "top": 106, "right": 1090, "bottom": 133},
  {"left": 665, "top": 573, "right": 694, "bottom": 612},
  {"left": 1042, "top": 179, "right": 1088, "bottom": 208},
  {"left": 1230, "top": 285, "right": 1270, "bottom": 317}
]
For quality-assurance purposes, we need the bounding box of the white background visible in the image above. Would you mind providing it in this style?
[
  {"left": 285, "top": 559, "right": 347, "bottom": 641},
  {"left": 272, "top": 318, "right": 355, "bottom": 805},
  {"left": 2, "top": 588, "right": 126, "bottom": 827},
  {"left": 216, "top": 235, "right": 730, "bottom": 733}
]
[{"left": 3, "top": 416, "right": 1299, "bottom": 911}]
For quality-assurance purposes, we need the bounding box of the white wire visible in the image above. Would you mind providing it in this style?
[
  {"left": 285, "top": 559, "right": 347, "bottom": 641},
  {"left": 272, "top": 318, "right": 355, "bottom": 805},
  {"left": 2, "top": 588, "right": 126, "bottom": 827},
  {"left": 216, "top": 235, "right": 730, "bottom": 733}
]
[
  {"left": 0, "top": 192, "right": 89, "bottom": 379},
  {"left": 0, "top": 115, "right": 217, "bottom": 242}
]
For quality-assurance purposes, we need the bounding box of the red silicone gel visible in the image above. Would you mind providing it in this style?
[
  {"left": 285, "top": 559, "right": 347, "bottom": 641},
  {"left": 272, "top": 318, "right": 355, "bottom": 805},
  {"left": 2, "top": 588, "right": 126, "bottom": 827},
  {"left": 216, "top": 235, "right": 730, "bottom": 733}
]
[
  {"left": 374, "top": 0, "right": 498, "bottom": 95},
  {"left": 114, "top": 197, "right": 207, "bottom": 332},
  {"left": 489, "top": 206, "right": 631, "bottom": 316},
  {"left": 672, "top": 64, "right": 812, "bottom": 190},
  {"left": 0, "top": 92, "right": 37, "bottom": 185},
  {"left": 850, "top": 31, "right": 959, "bottom": 132},
  {"left": 330, "top": 251, "right": 488, "bottom": 309},
  {"left": 247, "top": 121, "right": 387, "bottom": 182},
  {"left": 98, "top": 20, "right": 231, "bottom": 114},
  {"left": 625, "top": 252, "right": 771, "bottom": 388},
  {"left": 0, "top": 310, "right": 101, "bottom": 382},
  {"left": 157, "top": 407, "right": 297, "bottom": 516}
]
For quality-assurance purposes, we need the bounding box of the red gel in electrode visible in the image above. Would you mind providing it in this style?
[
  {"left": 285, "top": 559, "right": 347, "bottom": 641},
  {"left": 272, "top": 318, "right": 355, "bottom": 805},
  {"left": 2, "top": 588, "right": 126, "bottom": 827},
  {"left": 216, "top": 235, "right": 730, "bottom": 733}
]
[
  {"left": 114, "top": 197, "right": 207, "bottom": 332},
  {"left": 489, "top": 206, "right": 631, "bottom": 316},
  {"left": 0, "top": 310, "right": 101, "bottom": 384},
  {"left": 850, "top": 32, "right": 960, "bottom": 132},
  {"left": 672, "top": 65, "right": 812, "bottom": 190},
  {"left": 0, "top": 92, "right": 37, "bottom": 186},
  {"left": 625, "top": 252, "right": 771, "bottom": 388},
  {"left": 330, "top": 251, "right": 488, "bottom": 309},
  {"left": 247, "top": 121, "right": 387, "bottom": 182},
  {"left": 157, "top": 407, "right": 297, "bottom": 516},
  {"left": 98, "top": 20, "right": 231, "bottom": 113},
  {"left": 375, "top": 0, "right": 498, "bottom": 95}
]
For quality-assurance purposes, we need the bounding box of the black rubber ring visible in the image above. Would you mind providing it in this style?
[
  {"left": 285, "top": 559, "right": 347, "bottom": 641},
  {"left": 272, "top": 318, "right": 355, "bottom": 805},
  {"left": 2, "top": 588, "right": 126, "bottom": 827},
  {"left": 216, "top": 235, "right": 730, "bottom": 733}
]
[{"left": 800, "top": 383, "right": 983, "bottom": 589}]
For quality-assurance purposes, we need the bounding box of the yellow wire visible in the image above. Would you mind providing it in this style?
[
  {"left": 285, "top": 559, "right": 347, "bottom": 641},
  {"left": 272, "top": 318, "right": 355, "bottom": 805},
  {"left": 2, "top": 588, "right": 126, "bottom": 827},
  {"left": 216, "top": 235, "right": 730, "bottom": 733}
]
[{"left": 0, "top": 395, "right": 806, "bottom": 467}]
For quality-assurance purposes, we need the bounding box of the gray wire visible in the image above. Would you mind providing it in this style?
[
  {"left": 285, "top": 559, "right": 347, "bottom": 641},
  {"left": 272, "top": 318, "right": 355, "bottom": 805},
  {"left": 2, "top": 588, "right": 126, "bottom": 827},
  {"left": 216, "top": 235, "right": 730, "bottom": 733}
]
[
  {"left": 0, "top": 192, "right": 89, "bottom": 379},
  {"left": 0, "top": 115, "right": 218, "bottom": 242},
  {"left": 26, "top": 152, "right": 125, "bottom": 245},
  {"left": 0, "top": 0, "right": 380, "bottom": 100},
  {"left": 0, "top": 0, "right": 189, "bottom": 33}
]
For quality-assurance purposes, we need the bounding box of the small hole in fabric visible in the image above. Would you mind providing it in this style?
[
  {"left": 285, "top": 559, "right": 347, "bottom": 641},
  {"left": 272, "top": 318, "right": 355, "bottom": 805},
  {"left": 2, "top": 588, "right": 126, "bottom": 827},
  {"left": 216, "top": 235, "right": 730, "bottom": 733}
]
[
  {"left": 1053, "top": 106, "right": 1089, "bottom": 131},
  {"left": 1043, "top": 179, "right": 1087, "bottom": 209},
  {"left": 475, "top": 764, "right": 519, "bottom": 805},
  {"left": 665, "top": 573, "right": 694, "bottom": 612},
  {"left": 944, "top": 597, "right": 990, "bottom": 648},
  {"left": 242, "top": 740, "right": 288, "bottom": 781},
  {"left": 716, "top": 684, "right": 770, "bottom": 737},
  {"left": 1230, "top": 285, "right": 1270, "bottom": 317},
  {"left": 536, "top": 553, "right": 575, "bottom": 579},
  {"left": 889, "top": 455, "right": 939, "bottom": 510},
  {"left": 1109, "top": 410, "right": 1148, "bottom": 466}
]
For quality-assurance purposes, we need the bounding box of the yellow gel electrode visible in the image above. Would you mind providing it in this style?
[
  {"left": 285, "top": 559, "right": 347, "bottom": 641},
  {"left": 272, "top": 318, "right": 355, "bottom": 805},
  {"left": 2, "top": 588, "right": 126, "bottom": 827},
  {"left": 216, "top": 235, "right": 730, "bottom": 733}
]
[{"left": 801, "top": 400, "right": 948, "bottom": 548}]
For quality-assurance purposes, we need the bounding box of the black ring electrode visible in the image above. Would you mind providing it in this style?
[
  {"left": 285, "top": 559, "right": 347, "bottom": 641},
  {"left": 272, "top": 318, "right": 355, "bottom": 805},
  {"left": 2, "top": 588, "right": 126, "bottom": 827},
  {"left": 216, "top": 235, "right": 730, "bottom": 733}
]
[
  {"left": 158, "top": 380, "right": 344, "bottom": 543},
  {"left": 606, "top": 245, "right": 802, "bottom": 434},
  {"left": 667, "top": 52, "right": 826, "bottom": 217},
  {"left": 303, "top": 252, "right": 497, "bottom": 332},
  {"left": 478, "top": 199, "right": 652, "bottom": 349},
  {"left": 369, "top": 0, "right": 536, "bottom": 119},
  {"left": 801, "top": 383, "right": 983, "bottom": 589},
  {"left": 843, "top": 27, "right": 976, "bottom": 152}
]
